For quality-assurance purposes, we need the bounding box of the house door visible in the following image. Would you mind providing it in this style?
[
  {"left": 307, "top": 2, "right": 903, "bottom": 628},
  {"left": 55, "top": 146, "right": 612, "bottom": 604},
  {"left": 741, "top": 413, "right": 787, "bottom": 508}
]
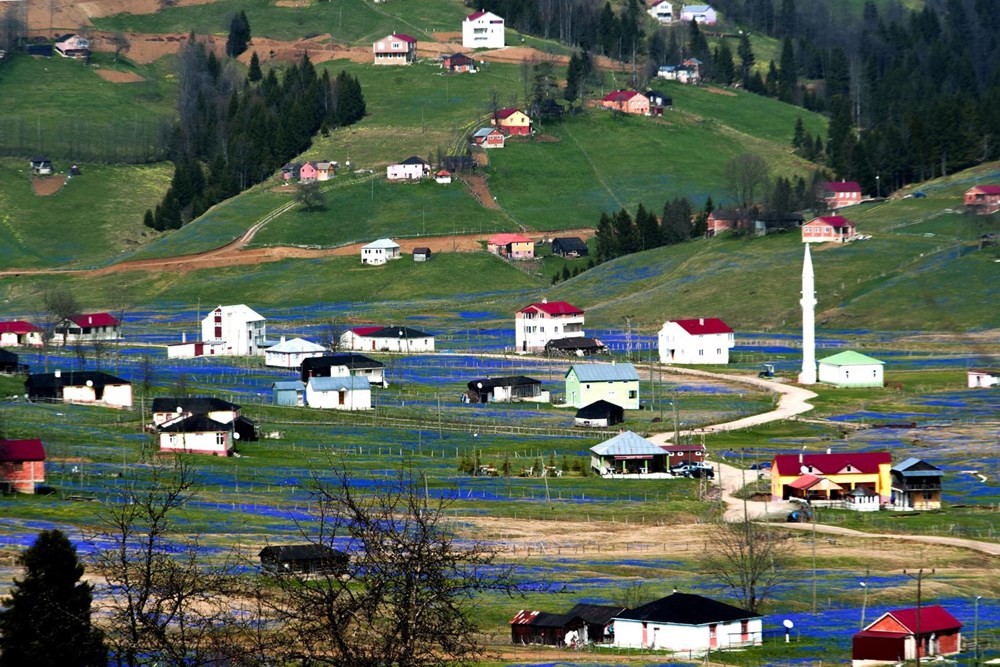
[
  {"left": 741, "top": 620, "right": 749, "bottom": 642},
  {"left": 372, "top": 340, "right": 376, "bottom": 350},
  {"left": 338, "top": 391, "right": 346, "bottom": 406},
  {"left": 641, "top": 622, "right": 647, "bottom": 647},
  {"left": 709, "top": 624, "right": 718, "bottom": 648}
]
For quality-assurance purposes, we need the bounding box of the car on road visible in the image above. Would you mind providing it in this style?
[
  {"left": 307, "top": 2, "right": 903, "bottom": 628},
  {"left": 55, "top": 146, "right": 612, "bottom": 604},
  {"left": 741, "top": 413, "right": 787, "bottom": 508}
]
[{"left": 671, "top": 462, "right": 715, "bottom": 479}]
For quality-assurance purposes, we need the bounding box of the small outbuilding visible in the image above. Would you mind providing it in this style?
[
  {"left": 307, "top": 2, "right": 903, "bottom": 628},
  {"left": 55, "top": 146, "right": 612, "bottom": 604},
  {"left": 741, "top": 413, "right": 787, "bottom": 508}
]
[
  {"left": 272, "top": 380, "right": 306, "bottom": 407},
  {"left": 466, "top": 376, "right": 547, "bottom": 403},
  {"left": 25, "top": 370, "right": 133, "bottom": 408},
  {"left": 259, "top": 544, "right": 349, "bottom": 575},
  {"left": 967, "top": 369, "right": 999, "bottom": 388},
  {"left": 0, "top": 439, "right": 46, "bottom": 494},
  {"left": 817, "top": 350, "right": 884, "bottom": 387},
  {"left": 852, "top": 606, "right": 962, "bottom": 666},
  {"left": 574, "top": 400, "right": 624, "bottom": 428},
  {"left": 413, "top": 247, "right": 432, "bottom": 262},
  {"left": 590, "top": 431, "right": 669, "bottom": 477}
]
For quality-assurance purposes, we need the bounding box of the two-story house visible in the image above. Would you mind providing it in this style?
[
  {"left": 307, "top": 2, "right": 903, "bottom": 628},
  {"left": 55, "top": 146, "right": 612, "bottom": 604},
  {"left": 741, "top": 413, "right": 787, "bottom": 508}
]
[
  {"left": 801, "top": 215, "right": 856, "bottom": 243},
  {"left": 658, "top": 317, "right": 735, "bottom": 364},
  {"left": 515, "top": 300, "right": 585, "bottom": 353},
  {"left": 372, "top": 33, "right": 417, "bottom": 65},
  {"left": 821, "top": 181, "right": 863, "bottom": 209},
  {"left": 463, "top": 10, "right": 505, "bottom": 49},
  {"left": 487, "top": 233, "right": 534, "bottom": 259},
  {"left": 201, "top": 304, "right": 267, "bottom": 356},
  {"left": 601, "top": 90, "right": 651, "bottom": 115},
  {"left": 565, "top": 362, "right": 640, "bottom": 410}
]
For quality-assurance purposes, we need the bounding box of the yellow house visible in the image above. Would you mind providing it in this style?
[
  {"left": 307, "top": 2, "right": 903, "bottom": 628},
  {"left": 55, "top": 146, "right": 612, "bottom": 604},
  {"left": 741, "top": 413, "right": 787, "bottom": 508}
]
[
  {"left": 493, "top": 108, "right": 532, "bottom": 136},
  {"left": 771, "top": 452, "right": 892, "bottom": 504}
]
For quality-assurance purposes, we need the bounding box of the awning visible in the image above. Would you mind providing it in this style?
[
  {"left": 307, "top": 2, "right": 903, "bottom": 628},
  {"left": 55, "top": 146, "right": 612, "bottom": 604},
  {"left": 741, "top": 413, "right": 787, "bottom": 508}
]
[{"left": 614, "top": 455, "right": 654, "bottom": 460}]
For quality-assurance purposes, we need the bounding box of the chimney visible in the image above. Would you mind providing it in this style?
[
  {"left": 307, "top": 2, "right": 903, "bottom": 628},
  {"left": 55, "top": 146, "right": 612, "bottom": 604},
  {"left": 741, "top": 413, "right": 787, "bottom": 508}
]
[
  {"left": 182, "top": 332, "right": 187, "bottom": 344},
  {"left": 88, "top": 316, "right": 93, "bottom": 325},
  {"left": 281, "top": 336, "right": 286, "bottom": 343},
  {"left": 54, "top": 369, "right": 61, "bottom": 378},
  {"left": 826, "top": 447, "right": 831, "bottom": 454},
  {"left": 798, "top": 451, "right": 803, "bottom": 463},
  {"left": 699, "top": 317, "right": 704, "bottom": 326}
]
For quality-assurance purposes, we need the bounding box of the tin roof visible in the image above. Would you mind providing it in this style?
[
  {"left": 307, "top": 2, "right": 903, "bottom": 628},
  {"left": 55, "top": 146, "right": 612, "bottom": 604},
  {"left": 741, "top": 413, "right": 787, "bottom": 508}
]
[
  {"left": 567, "top": 362, "right": 638, "bottom": 382},
  {"left": 817, "top": 350, "right": 884, "bottom": 366}
]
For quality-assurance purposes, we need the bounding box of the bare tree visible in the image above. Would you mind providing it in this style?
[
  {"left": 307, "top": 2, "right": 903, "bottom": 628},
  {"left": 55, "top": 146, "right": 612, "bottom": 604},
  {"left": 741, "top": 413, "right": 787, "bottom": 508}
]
[
  {"left": 701, "top": 519, "right": 792, "bottom": 614},
  {"left": 616, "top": 580, "right": 655, "bottom": 609},
  {"left": 326, "top": 318, "right": 345, "bottom": 352},
  {"left": 723, "top": 153, "right": 771, "bottom": 215},
  {"left": 108, "top": 32, "right": 130, "bottom": 63},
  {"left": 264, "top": 466, "right": 517, "bottom": 667}
]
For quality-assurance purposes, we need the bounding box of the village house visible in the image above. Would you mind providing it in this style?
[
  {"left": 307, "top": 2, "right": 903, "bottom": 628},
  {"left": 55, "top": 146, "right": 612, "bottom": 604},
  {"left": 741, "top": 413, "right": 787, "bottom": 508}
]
[
  {"left": 151, "top": 396, "right": 257, "bottom": 443},
  {"left": 801, "top": 215, "right": 857, "bottom": 243},
  {"left": 306, "top": 375, "right": 372, "bottom": 410},
  {"left": 817, "top": 350, "right": 884, "bottom": 387},
  {"left": 165, "top": 336, "right": 227, "bottom": 359},
  {"left": 967, "top": 369, "right": 1000, "bottom": 387},
  {"left": 821, "top": 180, "right": 863, "bottom": 209},
  {"left": 0, "top": 321, "right": 42, "bottom": 347},
  {"left": 264, "top": 337, "right": 327, "bottom": 369},
  {"left": 515, "top": 299, "right": 585, "bottom": 353},
  {"left": 492, "top": 108, "right": 532, "bottom": 135},
  {"left": 281, "top": 162, "right": 301, "bottom": 181},
  {"left": 510, "top": 604, "right": 624, "bottom": 646},
  {"left": 611, "top": 593, "right": 761, "bottom": 652},
  {"left": 259, "top": 545, "right": 349, "bottom": 575},
  {"left": 658, "top": 317, "right": 735, "bottom": 365},
  {"left": 386, "top": 156, "right": 430, "bottom": 180},
  {"left": 550, "top": 236, "right": 588, "bottom": 257},
  {"left": 487, "top": 233, "right": 534, "bottom": 259},
  {"left": 590, "top": 431, "right": 670, "bottom": 477},
  {"left": 661, "top": 442, "right": 708, "bottom": 466},
  {"left": 771, "top": 451, "right": 892, "bottom": 506},
  {"left": 299, "top": 161, "right": 318, "bottom": 182},
  {"left": 52, "top": 312, "right": 120, "bottom": 345},
  {"left": 679, "top": 4, "right": 718, "bottom": 24},
  {"left": 305, "top": 160, "right": 335, "bottom": 181},
  {"left": 463, "top": 10, "right": 505, "bottom": 49},
  {"left": 157, "top": 415, "right": 235, "bottom": 456},
  {"left": 963, "top": 184, "right": 1000, "bottom": 215},
  {"left": 601, "top": 90, "right": 651, "bottom": 115},
  {"left": 272, "top": 380, "right": 306, "bottom": 407},
  {"left": 201, "top": 304, "right": 267, "bottom": 356},
  {"left": 890, "top": 458, "right": 942, "bottom": 510},
  {"left": 300, "top": 353, "right": 387, "bottom": 388},
  {"left": 0, "top": 439, "right": 46, "bottom": 494},
  {"left": 852, "top": 606, "right": 962, "bottom": 665},
  {"left": 574, "top": 399, "right": 624, "bottom": 428},
  {"left": 54, "top": 34, "right": 90, "bottom": 58},
  {"left": 465, "top": 376, "right": 548, "bottom": 403},
  {"left": 472, "top": 126, "right": 506, "bottom": 148},
  {"left": 25, "top": 370, "right": 133, "bottom": 408},
  {"left": 372, "top": 33, "right": 417, "bottom": 65},
  {"left": 413, "top": 247, "right": 432, "bottom": 261},
  {"left": 565, "top": 362, "right": 639, "bottom": 409},
  {"left": 435, "top": 169, "right": 452, "bottom": 184},
  {"left": 441, "top": 52, "right": 476, "bottom": 73},
  {"left": 30, "top": 156, "right": 53, "bottom": 175},
  {"left": 646, "top": 89, "right": 672, "bottom": 115},
  {"left": 706, "top": 208, "right": 749, "bottom": 236},
  {"left": 657, "top": 63, "right": 700, "bottom": 84},
  {"left": 647, "top": 0, "right": 674, "bottom": 23},
  {"left": 0, "top": 349, "right": 22, "bottom": 375},
  {"left": 361, "top": 238, "right": 401, "bottom": 265},
  {"left": 339, "top": 326, "right": 435, "bottom": 353}
]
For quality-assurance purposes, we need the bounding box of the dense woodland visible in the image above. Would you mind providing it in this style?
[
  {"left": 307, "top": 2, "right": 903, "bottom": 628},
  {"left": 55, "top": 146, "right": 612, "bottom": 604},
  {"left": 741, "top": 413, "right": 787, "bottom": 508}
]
[
  {"left": 145, "top": 38, "right": 365, "bottom": 231},
  {"left": 480, "top": 0, "right": 1000, "bottom": 196}
]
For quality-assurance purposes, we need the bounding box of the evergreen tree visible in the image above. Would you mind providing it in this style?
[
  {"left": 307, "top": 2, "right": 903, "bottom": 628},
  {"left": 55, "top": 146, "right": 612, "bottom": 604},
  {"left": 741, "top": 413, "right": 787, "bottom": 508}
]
[
  {"left": 635, "top": 203, "right": 660, "bottom": 250},
  {"left": 688, "top": 19, "right": 710, "bottom": 62},
  {"left": 777, "top": 37, "right": 796, "bottom": 102},
  {"left": 713, "top": 42, "right": 735, "bottom": 85},
  {"left": 226, "top": 10, "right": 251, "bottom": 58},
  {"left": 792, "top": 117, "right": 806, "bottom": 153},
  {"left": 247, "top": 50, "right": 262, "bottom": 82},
  {"left": 737, "top": 32, "right": 755, "bottom": 88},
  {"left": 594, "top": 211, "right": 616, "bottom": 263},
  {"left": 662, "top": 197, "right": 693, "bottom": 245},
  {"left": 142, "top": 209, "right": 155, "bottom": 229},
  {"left": 0, "top": 530, "right": 106, "bottom": 667},
  {"left": 612, "top": 208, "right": 639, "bottom": 256}
]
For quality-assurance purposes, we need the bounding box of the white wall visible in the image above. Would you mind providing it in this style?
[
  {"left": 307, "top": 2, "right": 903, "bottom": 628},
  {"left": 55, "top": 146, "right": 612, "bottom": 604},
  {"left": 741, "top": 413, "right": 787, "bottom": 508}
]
[
  {"left": 306, "top": 387, "right": 372, "bottom": 410},
  {"left": 265, "top": 349, "right": 325, "bottom": 368},
  {"left": 818, "top": 363, "right": 883, "bottom": 387},
  {"left": 614, "top": 618, "right": 761, "bottom": 652},
  {"left": 658, "top": 323, "right": 734, "bottom": 364},
  {"left": 515, "top": 312, "right": 585, "bottom": 353},
  {"left": 159, "top": 431, "right": 232, "bottom": 456},
  {"left": 63, "top": 383, "right": 133, "bottom": 408},
  {"left": 201, "top": 307, "right": 267, "bottom": 356},
  {"left": 462, "top": 12, "right": 505, "bottom": 48}
]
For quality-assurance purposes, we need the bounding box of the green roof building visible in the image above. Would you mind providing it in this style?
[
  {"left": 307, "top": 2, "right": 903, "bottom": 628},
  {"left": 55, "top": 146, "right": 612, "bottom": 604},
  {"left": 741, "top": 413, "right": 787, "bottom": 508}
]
[{"left": 817, "top": 350, "right": 884, "bottom": 387}]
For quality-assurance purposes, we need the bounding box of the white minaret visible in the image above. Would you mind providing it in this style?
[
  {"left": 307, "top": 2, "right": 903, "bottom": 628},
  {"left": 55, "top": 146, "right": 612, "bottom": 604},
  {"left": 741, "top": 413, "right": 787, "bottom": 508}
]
[{"left": 799, "top": 244, "right": 817, "bottom": 384}]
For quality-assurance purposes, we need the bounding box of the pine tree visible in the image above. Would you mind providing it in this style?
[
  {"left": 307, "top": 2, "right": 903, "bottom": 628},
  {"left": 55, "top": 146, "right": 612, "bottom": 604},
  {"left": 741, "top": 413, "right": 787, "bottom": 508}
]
[
  {"left": 792, "top": 117, "right": 806, "bottom": 153},
  {"left": 713, "top": 42, "right": 735, "bottom": 85},
  {"left": 737, "top": 32, "right": 755, "bottom": 87},
  {"left": 226, "top": 10, "right": 251, "bottom": 58},
  {"left": 635, "top": 203, "right": 660, "bottom": 250},
  {"left": 142, "top": 209, "right": 155, "bottom": 229},
  {"left": 0, "top": 530, "right": 106, "bottom": 667},
  {"left": 247, "top": 50, "right": 262, "bottom": 82},
  {"left": 777, "top": 37, "right": 796, "bottom": 102},
  {"left": 564, "top": 52, "right": 582, "bottom": 108},
  {"left": 594, "top": 211, "right": 616, "bottom": 263}
]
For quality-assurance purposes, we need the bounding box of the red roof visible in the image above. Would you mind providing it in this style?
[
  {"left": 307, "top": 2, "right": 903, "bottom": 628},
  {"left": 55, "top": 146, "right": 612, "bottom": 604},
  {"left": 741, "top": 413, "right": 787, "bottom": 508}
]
[
  {"left": 809, "top": 216, "right": 854, "bottom": 227},
  {"left": 823, "top": 181, "right": 862, "bottom": 193},
  {"left": 495, "top": 107, "right": 523, "bottom": 120},
  {"left": 349, "top": 326, "right": 383, "bottom": 337},
  {"left": 466, "top": 10, "right": 487, "bottom": 20},
  {"left": 603, "top": 90, "right": 642, "bottom": 102},
  {"left": 0, "top": 320, "right": 38, "bottom": 334},
  {"left": 773, "top": 452, "right": 891, "bottom": 476},
  {"left": 788, "top": 473, "right": 822, "bottom": 490},
  {"left": 391, "top": 33, "right": 416, "bottom": 43},
  {"left": 968, "top": 184, "right": 1000, "bottom": 195},
  {"left": 671, "top": 318, "right": 733, "bottom": 335},
  {"left": 520, "top": 301, "right": 584, "bottom": 316},
  {"left": 436, "top": 169, "right": 451, "bottom": 177},
  {"left": 70, "top": 312, "right": 119, "bottom": 327},
  {"left": 489, "top": 233, "right": 532, "bottom": 245},
  {"left": 0, "top": 439, "right": 46, "bottom": 462},
  {"left": 875, "top": 606, "right": 962, "bottom": 634}
]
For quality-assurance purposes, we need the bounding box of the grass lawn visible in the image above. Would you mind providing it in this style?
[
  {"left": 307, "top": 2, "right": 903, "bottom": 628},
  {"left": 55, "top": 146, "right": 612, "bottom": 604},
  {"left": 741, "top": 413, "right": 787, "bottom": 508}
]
[
  {"left": 92, "top": 0, "right": 471, "bottom": 44},
  {"left": 0, "top": 158, "right": 172, "bottom": 270},
  {"left": 0, "top": 53, "right": 177, "bottom": 163}
]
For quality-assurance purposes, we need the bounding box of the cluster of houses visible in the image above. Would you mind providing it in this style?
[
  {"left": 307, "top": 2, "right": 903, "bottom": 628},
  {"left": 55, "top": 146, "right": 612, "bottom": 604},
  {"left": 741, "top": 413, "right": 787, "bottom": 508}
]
[
  {"left": 0, "top": 313, "right": 120, "bottom": 348},
  {"left": 509, "top": 591, "right": 964, "bottom": 666},
  {"left": 281, "top": 160, "right": 338, "bottom": 184},
  {"left": 645, "top": 3, "right": 718, "bottom": 25},
  {"left": 369, "top": 10, "right": 504, "bottom": 68},
  {"left": 657, "top": 58, "right": 702, "bottom": 84}
]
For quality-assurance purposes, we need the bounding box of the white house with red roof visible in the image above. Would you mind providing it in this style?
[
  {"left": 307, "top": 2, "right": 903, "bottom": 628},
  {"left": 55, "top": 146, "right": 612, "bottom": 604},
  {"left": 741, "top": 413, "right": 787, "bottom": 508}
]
[
  {"left": 53, "top": 313, "right": 120, "bottom": 345},
  {"left": 492, "top": 108, "right": 531, "bottom": 135},
  {"left": 340, "top": 326, "right": 435, "bottom": 353},
  {"left": 372, "top": 33, "right": 417, "bottom": 65},
  {"left": 601, "top": 90, "right": 651, "bottom": 115},
  {"left": 0, "top": 321, "right": 43, "bottom": 347},
  {"left": 771, "top": 451, "right": 892, "bottom": 505},
  {"left": 801, "top": 215, "right": 856, "bottom": 243},
  {"left": 463, "top": 10, "right": 505, "bottom": 49},
  {"left": 964, "top": 184, "right": 1000, "bottom": 215},
  {"left": 487, "top": 233, "right": 534, "bottom": 259},
  {"left": 852, "top": 606, "right": 962, "bottom": 665},
  {"left": 515, "top": 299, "right": 585, "bottom": 353},
  {"left": 821, "top": 181, "right": 863, "bottom": 209},
  {"left": 647, "top": 0, "right": 674, "bottom": 23},
  {"left": 658, "top": 317, "right": 734, "bottom": 364}
]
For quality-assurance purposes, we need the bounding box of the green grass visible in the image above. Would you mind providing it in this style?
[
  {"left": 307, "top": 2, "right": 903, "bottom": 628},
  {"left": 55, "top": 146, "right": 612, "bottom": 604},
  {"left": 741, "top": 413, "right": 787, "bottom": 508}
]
[
  {"left": 0, "top": 53, "right": 177, "bottom": 163},
  {"left": 92, "top": 0, "right": 472, "bottom": 44},
  {"left": 0, "top": 158, "right": 172, "bottom": 270}
]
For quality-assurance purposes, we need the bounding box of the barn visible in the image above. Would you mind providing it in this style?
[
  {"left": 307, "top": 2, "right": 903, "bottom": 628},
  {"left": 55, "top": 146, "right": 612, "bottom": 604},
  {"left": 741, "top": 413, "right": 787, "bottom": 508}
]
[{"left": 852, "top": 606, "right": 962, "bottom": 665}]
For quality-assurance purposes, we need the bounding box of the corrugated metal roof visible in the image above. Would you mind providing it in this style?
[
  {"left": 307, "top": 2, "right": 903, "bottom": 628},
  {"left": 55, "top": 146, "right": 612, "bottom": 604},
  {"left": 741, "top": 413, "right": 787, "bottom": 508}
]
[
  {"left": 308, "top": 376, "right": 371, "bottom": 392},
  {"left": 818, "top": 350, "right": 884, "bottom": 366},
  {"left": 267, "top": 337, "right": 326, "bottom": 354},
  {"left": 272, "top": 381, "right": 306, "bottom": 391},
  {"left": 590, "top": 431, "right": 663, "bottom": 456},
  {"left": 363, "top": 238, "right": 400, "bottom": 250},
  {"left": 567, "top": 362, "right": 638, "bottom": 382}
]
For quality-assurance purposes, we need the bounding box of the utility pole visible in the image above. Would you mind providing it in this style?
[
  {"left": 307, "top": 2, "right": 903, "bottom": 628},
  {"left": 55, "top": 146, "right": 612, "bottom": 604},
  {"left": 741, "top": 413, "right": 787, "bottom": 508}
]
[{"left": 903, "top": 568, "right": 934, "bottom": 667}]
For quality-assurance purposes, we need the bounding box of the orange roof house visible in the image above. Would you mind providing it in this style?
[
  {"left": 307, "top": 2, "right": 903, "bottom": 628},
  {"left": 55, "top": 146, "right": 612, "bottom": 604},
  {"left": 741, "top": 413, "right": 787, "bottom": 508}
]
[
  {"left": 487, "top": 233, "right": 534, "bottom": 259},
  {"left": 601, "top": 90, "right": 650, "bottom": 115},
  {"left": 801, "top": 215, "right": 856, "bottom": 243},
  {"left": 964, "top": 185, "right": 1000, "bottom": 215}
]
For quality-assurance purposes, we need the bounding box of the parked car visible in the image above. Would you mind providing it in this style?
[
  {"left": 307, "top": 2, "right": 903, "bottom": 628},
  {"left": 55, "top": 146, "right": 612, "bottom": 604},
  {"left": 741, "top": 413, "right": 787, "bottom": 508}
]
[
  {"left": 749, "top": 461, "right": 772, "bottom": 470},
  {"left": 672, "top": 462, "right": 714, "bottom": 479}
]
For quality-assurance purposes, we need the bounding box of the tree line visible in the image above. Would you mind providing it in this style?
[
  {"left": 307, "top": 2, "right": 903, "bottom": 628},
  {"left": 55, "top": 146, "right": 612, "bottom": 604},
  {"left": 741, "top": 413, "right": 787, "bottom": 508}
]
[{"left": 144, "top": 35, "right": 365, "bottom": 231}]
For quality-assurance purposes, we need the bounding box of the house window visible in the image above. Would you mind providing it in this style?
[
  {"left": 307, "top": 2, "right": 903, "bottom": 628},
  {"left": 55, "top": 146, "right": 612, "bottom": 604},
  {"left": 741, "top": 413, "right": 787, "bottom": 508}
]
[
  {"left": 628, "top": 390, "right": 637, "bottom": 399},
  {"left": 585, "top": 384, "right": 591, "bottom": 389},
  {"left": 216, "top": 433, "right": 226, "bottom": 447}
]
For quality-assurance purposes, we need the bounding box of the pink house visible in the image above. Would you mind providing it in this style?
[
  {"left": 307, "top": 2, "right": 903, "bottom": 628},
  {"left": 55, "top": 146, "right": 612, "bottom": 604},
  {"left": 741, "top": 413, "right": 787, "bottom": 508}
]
[
  {"left": 801, "top": 215, "right": 856, "bottom": 243},
  {"left": 373, "top": 33, "right": 417, "bottom": 65},
  {"left": 493, "top": 108, "right": 531, "bottom": 136},
  {"left": 706, "top": 209, "right": 749, "bottom": 236},
  {"left": 472, "top": 127, "right": 505, "bottom": 148},
  {"left": 54, "top": 34, "right": 90, "bottom": 58},
  {"left": 964, "top": 185, "right": 1000, "bottom": 215},
  {"left": 299, "top": 162, "right": 318, "bottom": 182},
  {"left": 0, "top": 439, "right": 45, "bottom": 494},
  {"left": 821, "top": 181, "right": 862, "bottom": 209},
  {"left": 601, "top": 90, "right": 650, "bottom": 115},
  {"left": 487, "top": 233, "right": 534, "bottom": 259}
]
